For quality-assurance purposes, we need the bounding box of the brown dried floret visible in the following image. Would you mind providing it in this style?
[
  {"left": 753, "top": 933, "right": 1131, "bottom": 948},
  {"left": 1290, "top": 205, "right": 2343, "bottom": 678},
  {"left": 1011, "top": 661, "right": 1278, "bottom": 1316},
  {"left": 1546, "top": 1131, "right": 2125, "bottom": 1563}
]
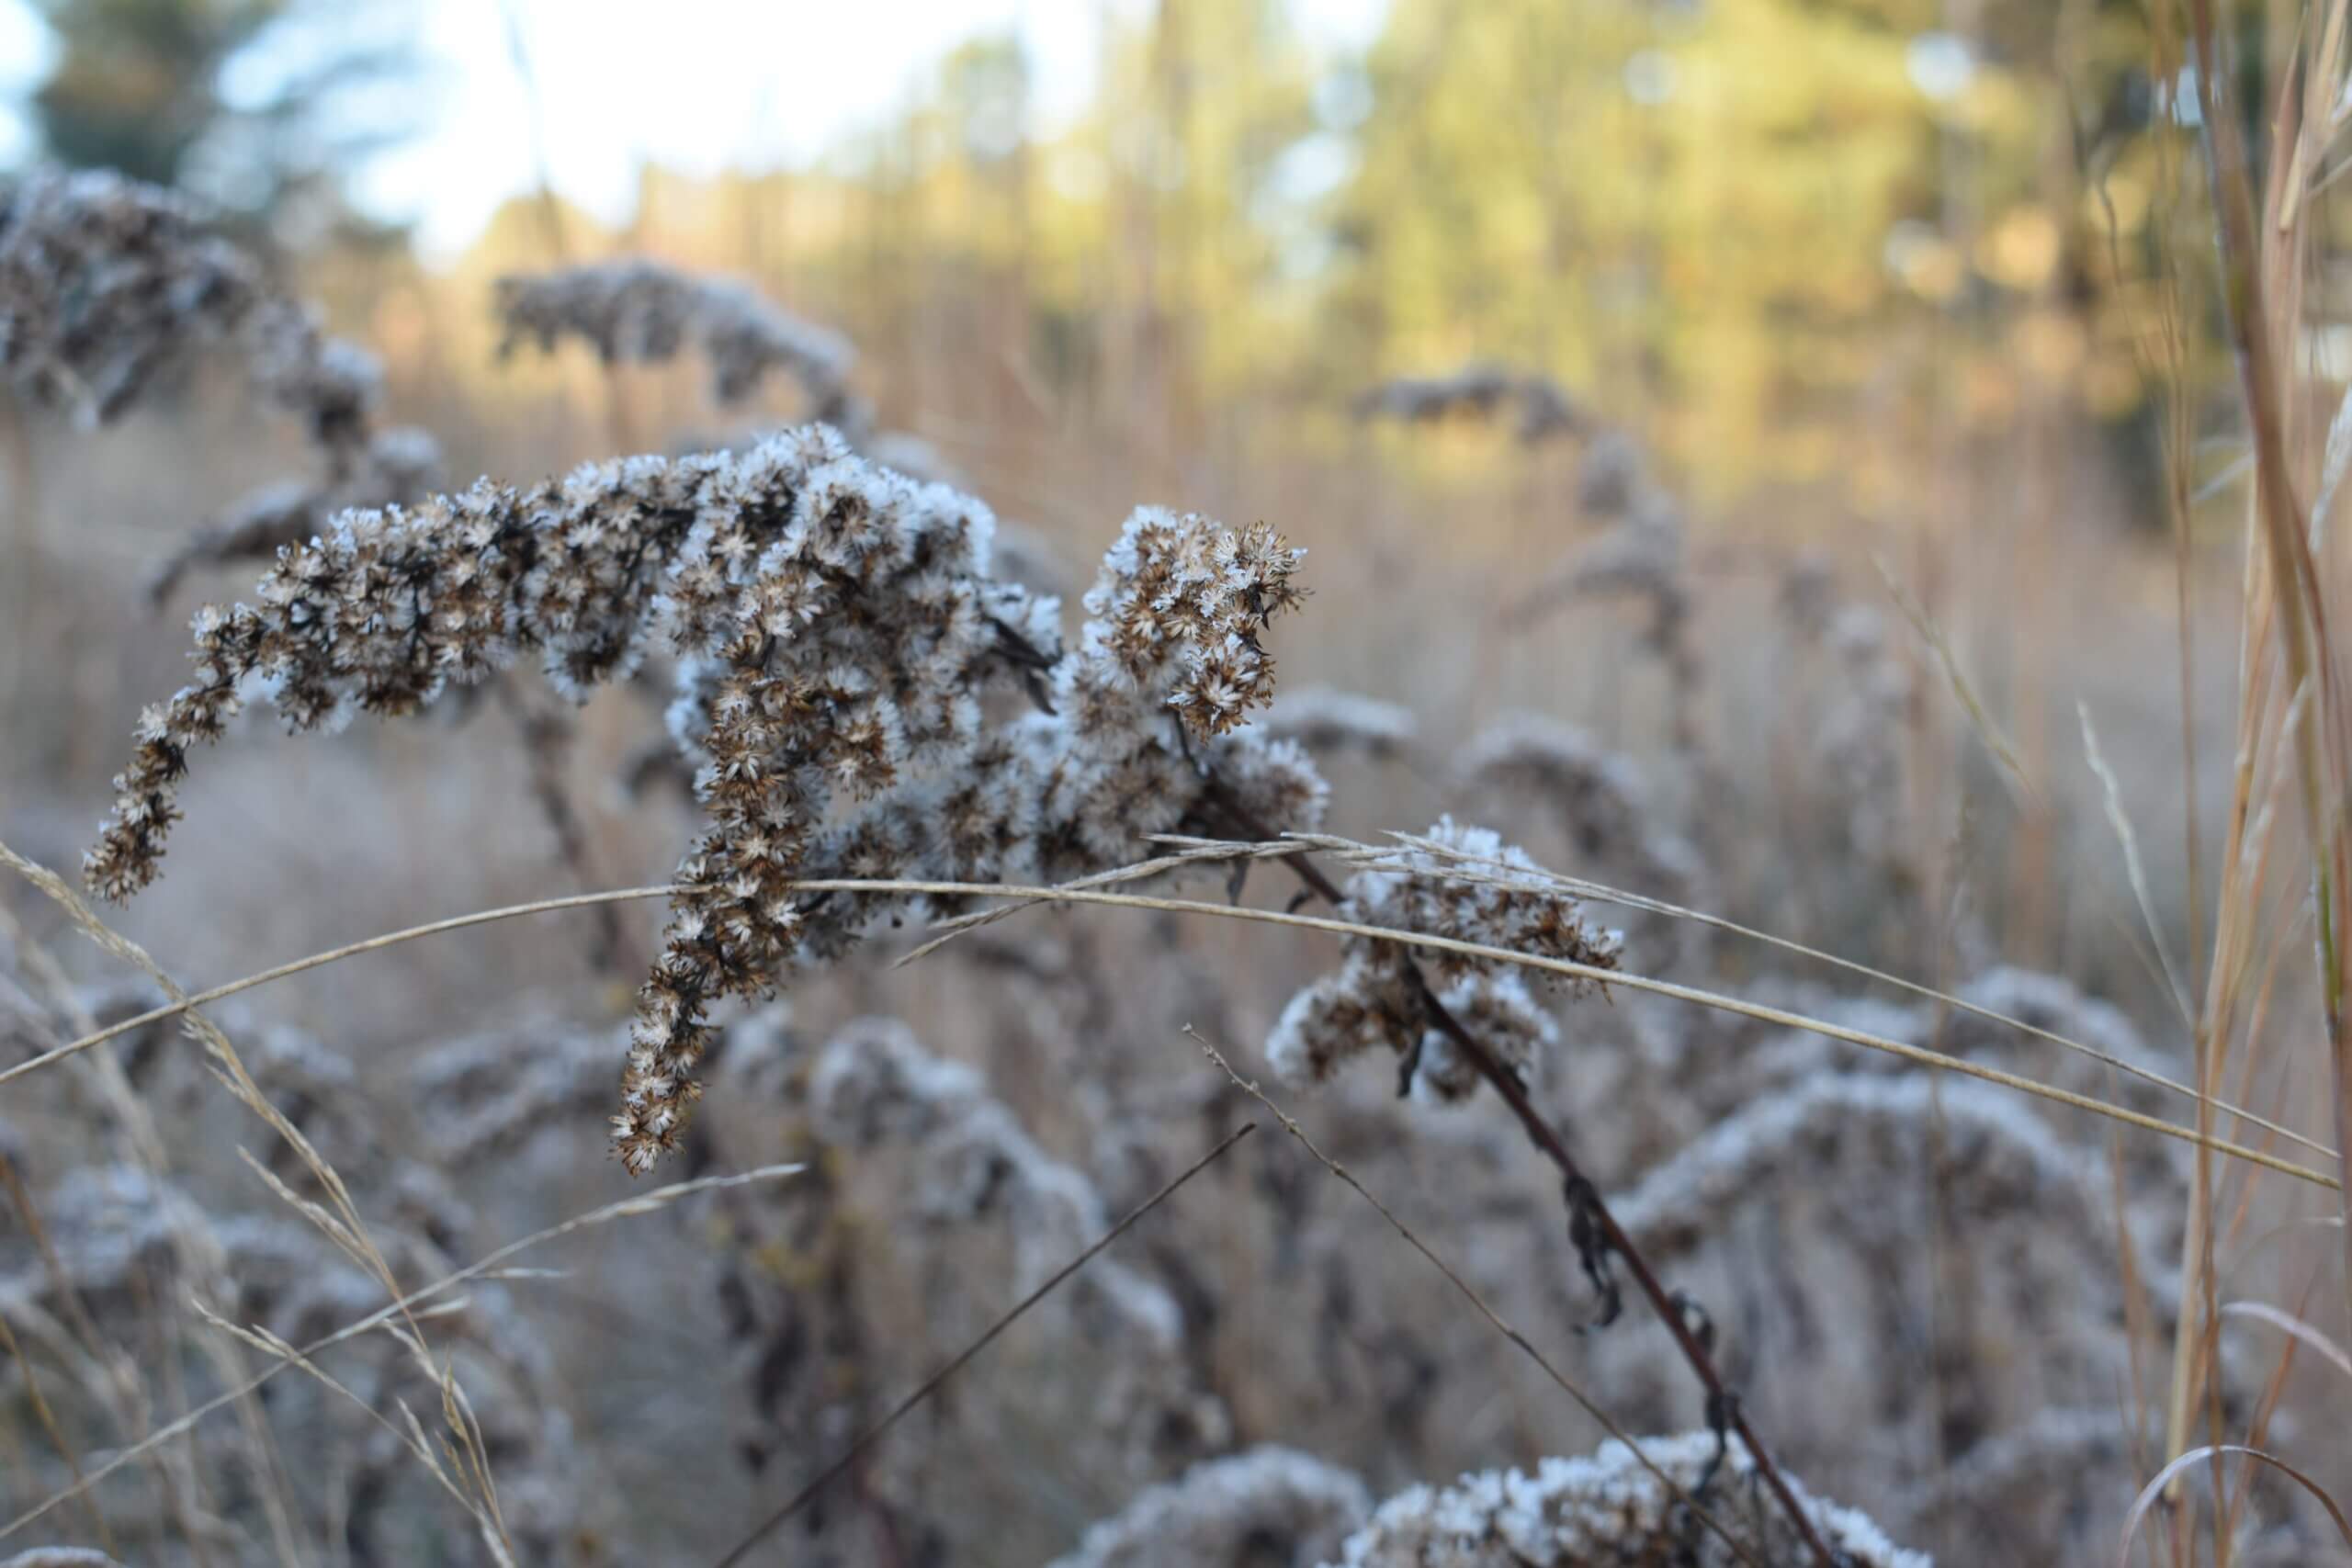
[
  {"left": 493, "top": 256, "right": 862, "bottom": 423},
  {"left": 1266, "top": 818, "right": 1618, "bottom": 1104},
  {"left": 86, "top": 430, "right": 1323, "bottom": 1172}
]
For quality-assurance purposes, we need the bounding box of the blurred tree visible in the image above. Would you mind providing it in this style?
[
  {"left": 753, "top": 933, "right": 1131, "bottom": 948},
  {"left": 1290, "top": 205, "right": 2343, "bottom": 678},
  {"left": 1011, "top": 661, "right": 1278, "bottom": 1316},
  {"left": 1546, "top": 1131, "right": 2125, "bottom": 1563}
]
[
  {"left": 24, "top": 0, "right": 419, "bottom": 226},
  {"left": 1309, "top": 0, "right": 2214, "bottom": 501},
  {"left": 1023, "top": 0, "right": 1323, "bottom": 415},
  {"left": 29, "top": 0, "right": 275, "bottom": 185},
  {"left": 405, "top": 0, "right": 2231, "bottom": 513}
]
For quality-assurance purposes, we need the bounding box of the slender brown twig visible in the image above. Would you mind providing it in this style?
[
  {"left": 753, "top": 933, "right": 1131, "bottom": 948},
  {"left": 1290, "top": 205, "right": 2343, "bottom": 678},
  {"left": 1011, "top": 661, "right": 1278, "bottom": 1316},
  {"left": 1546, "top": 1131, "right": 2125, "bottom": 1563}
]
[
  {"left": 1199, "top": 779, "right": 1841, "bottom": 1568},
  {"left": 4, "top": 863, "right": 2325, "bottom": 1189},
  {"left": 1186, "top": 1028, "right": 1766, "bottom": 1568},
  {"left": 492, "top": 682, "right": 630, "bottom": 974}
]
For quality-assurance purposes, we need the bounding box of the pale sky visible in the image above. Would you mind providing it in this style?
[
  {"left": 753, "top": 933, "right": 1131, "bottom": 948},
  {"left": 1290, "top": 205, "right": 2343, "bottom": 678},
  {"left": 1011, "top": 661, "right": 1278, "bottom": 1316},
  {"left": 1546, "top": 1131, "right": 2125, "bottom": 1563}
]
[{"left": 0, "top": 0, "right": 1389, "bottom": 264}]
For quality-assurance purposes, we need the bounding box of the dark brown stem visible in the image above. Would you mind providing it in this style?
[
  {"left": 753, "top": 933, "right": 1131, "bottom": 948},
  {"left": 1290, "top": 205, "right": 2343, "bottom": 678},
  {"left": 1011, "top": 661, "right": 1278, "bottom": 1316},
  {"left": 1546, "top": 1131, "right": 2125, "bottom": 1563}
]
[
  {"left": 495, "top": 682, "right": 630, "bottom": 974},
  {"left": 1201, "top": 778, "right": 1841, "bottom": 1568}
]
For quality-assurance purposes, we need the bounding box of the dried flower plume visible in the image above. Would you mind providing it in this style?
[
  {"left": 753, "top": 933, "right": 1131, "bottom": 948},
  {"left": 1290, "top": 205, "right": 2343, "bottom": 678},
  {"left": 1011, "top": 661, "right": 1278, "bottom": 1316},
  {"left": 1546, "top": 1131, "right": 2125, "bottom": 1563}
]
[
  {"left": 85, "top": 427, "right": 1321, "bottom": 1171},
  {"left": 1352, "top": 362, "right": 1583, "bottom": 446},
  {"left": 0, "top": 166, "right": 445, "bottom": 601},
  {"left": 1048, "top": 1446, "right": 1372, "bottom": 1568},
  {"left": 1266, "top": 818, "right": 1619, "bottom": 1102},
  {"left": 1332, "top": 1430, "right": 1927, "bottom": 1567},
  {"left": 0, "top": 167, "right": 376, "bottom": 449},
  {"left": 494, "top": 257, "right": 860, "bottom": 423}
]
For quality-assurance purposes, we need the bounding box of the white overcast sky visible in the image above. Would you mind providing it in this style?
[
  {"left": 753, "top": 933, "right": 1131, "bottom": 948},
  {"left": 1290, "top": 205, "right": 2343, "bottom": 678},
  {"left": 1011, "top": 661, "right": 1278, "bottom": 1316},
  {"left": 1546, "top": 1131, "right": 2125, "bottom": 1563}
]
[{"left": 0, "top": 0, "right": 1387, "bottom": 262}]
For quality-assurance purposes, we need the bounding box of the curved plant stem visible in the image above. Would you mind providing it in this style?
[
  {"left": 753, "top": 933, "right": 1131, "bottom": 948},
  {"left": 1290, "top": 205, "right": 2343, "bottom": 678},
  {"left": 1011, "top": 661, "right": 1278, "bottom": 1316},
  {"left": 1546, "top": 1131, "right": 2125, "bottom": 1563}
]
[{"left": 2, "top": 850, "right": 2327, "bottom": 1190}]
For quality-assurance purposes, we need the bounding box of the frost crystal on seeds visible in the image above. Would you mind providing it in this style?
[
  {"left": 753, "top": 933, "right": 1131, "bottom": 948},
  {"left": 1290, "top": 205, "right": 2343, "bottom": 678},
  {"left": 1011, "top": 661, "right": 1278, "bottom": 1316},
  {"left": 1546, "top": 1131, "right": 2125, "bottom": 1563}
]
[
  {"left": 86, "top": 427, "right": 1321, "bottom": 1171},
  {"left": 0, "top": 167, "right": 379, "bottom": 450},
  {"left": 1333, "top": 1429, "right": 1928, "bottom": 1567},
  {"left": 1046, "top": 1446, "right": 1372, "bottom": 1568},
  {"left": 1265, "top": 817, "right": 1617, "bottom": 1103},
  {"left": 494, "top": 257, "right": 859, "bottom": 419}
]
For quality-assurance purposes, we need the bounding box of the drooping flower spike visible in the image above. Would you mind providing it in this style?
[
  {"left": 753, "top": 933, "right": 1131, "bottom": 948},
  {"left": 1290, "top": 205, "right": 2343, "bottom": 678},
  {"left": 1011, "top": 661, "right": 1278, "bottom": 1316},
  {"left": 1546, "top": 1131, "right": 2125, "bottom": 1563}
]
[{"left": 87, "top": 426, "right": 1324, "bottom": 1171}]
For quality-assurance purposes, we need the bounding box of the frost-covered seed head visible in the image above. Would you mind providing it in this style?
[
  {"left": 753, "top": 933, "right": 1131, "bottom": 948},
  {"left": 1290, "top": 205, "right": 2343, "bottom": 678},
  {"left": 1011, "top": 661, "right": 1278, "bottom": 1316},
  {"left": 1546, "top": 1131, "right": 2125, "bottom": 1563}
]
[
  {"left": 494, "top": 257, "right": 863, "bottom": 427},
  {"left": 1351, "top": 364, "right": 1583, "bottom": 447},
  {"left": 1332, "top": 1429, "right": 1928, "bottom": 1567},
  {"left": 1265, "top": 817, "right": 1616, "bottom": 1102},
  {"left": 87, "top": 429, "right": 1323, "bottom": 1171},
  {"left": 1046, "top": 1446, "right": 1372, "bottom": 1568},
  {"left": 0, "top": 167, "right": 380, "bottom": 454}
]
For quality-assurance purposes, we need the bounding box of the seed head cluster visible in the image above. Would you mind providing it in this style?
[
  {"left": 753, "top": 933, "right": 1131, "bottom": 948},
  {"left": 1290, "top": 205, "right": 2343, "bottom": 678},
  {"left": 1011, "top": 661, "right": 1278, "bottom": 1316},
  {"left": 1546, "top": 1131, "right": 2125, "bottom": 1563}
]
[
  {"left": 0, "top": 167, "right": 379, "bottom": 455},
  {"left": 494, "top": 257, "right": 860, "bottom": 421},
  {"left": 0, "top": 166, "right": 446, "bottom": 604},
  {"left": 1333, "top": 1430, "right": 1928, "bottom": 1568},
  {"left": 85, "top": 425, "right": 1321, "bottom": 1171},
  {"left": 1261, "top": 683, "right": 1419, "bottom": 761},
  {"left": 1351, "top": 362, "right": 1583, "bottom": 446},
  {"left": 1046, "top": 1446, "right": 1373, "bottom": 1568},
  {"left": 1266, "top": 818, "right": 1619, "bottom": 1102},
  {"left": 1611, "top": 1073, "right": 2117, "bottom": 1261}
]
